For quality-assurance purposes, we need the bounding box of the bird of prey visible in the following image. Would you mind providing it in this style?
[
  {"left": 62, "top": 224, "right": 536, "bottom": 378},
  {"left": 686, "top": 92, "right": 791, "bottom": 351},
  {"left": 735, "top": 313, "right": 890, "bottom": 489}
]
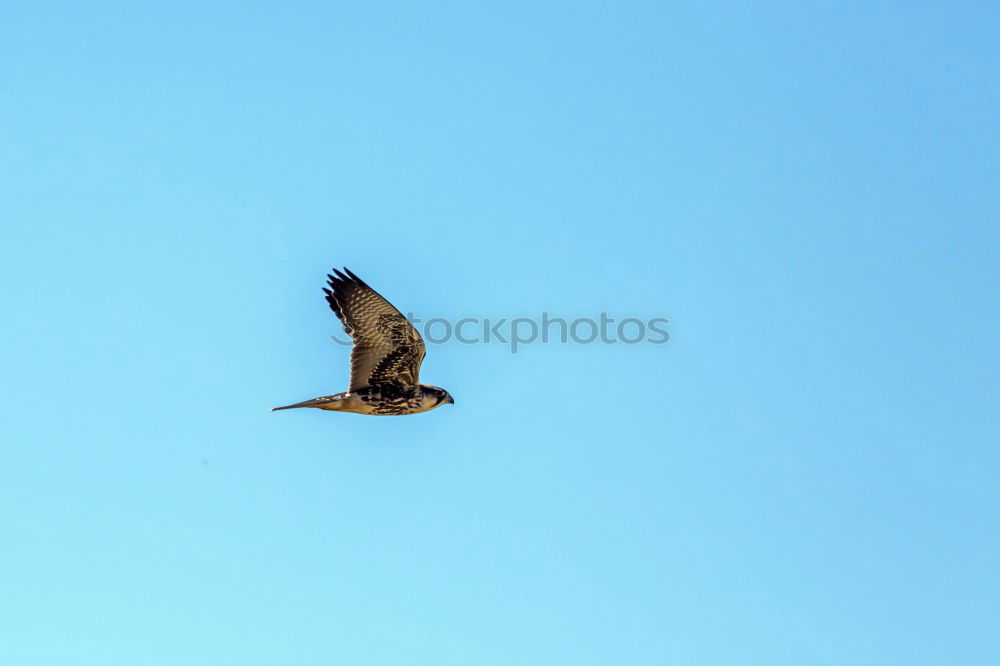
[{"left": 272, "top": 268, "right": 454, "bottom": 415}]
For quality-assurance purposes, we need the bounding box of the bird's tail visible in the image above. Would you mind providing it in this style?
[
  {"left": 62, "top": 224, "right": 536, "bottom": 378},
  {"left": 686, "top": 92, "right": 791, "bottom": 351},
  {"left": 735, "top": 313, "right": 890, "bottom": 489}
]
[{"left": 271, "top": 394, "right": 345, "bottom": 411}]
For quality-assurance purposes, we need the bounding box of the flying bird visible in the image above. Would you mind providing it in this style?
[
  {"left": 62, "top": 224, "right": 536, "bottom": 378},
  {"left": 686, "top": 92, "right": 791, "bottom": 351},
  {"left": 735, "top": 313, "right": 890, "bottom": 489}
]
[{"left": 272, "top": 268, "right": 454, "bottom": 415}]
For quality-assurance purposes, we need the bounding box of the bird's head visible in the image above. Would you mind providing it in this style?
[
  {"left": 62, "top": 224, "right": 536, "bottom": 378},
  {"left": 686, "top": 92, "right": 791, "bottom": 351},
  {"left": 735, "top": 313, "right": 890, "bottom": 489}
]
[{"left": 421, "top": 385, "right": 455, "bottom": 409}]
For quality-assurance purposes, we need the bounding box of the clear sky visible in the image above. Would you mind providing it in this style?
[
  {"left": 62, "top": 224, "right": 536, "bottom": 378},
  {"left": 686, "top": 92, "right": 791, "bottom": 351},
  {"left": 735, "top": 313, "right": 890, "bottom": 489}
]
[{"left": 2, "top": 2, "right": 998, "bottom": 664}]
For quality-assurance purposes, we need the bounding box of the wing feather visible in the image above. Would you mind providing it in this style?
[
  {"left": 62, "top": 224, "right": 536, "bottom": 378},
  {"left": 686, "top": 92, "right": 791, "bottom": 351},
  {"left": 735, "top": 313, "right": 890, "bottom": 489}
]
[{"left": 324, "top": 268, "right": 425, "bottom": 391}]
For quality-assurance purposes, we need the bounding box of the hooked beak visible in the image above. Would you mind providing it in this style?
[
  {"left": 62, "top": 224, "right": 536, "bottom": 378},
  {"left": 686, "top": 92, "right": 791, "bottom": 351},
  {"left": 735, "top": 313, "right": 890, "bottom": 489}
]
[{"left": 445, "top": 395, "right": 455, "bottom": 405}]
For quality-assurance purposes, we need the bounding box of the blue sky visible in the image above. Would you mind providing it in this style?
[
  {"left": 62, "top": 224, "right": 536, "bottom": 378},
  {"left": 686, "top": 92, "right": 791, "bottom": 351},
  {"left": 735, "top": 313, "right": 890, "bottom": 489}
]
[{"left": 2, "top": 2, "right": 998, "bottom": 664}]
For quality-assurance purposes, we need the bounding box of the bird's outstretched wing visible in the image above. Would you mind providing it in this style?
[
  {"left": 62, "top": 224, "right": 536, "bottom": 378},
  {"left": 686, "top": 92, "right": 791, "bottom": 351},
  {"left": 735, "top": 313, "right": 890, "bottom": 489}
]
[{"left": 324, "top": 268, "right": 426, "bottom": 391}]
